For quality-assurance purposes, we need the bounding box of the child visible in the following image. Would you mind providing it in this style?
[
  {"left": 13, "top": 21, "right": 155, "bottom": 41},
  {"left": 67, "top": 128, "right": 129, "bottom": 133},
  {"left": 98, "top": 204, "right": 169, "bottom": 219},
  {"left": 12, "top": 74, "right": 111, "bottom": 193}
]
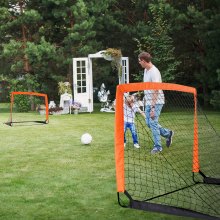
[{"left": 124, "top": 95, "right": 145, "bottom": 148}]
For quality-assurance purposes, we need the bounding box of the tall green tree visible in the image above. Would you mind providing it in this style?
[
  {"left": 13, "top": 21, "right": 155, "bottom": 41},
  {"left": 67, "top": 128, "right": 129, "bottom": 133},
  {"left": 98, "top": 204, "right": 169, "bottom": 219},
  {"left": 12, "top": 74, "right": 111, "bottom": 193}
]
[
  {"left": 0, "top": 0, "right": 102, "bottom": 99},
  {"left": 173, "top": 1, "right": 220, "bottom": 106},
  {"left": 0, "top": 0, "right": 58, "bottom": 94},
  {"left": 134, "top": 0, "right": 180, "bottom": 82}
]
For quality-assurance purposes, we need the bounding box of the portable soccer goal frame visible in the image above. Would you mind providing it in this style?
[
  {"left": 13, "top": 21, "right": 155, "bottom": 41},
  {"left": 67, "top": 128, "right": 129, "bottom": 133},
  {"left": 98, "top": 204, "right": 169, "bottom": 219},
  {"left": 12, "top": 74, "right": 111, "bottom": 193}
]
[
  {"left": 114, "top": 82, "right": 220, "bottom": 220},
  {"left": 5, "top": 91, "right": 49, "bottom": 126}
]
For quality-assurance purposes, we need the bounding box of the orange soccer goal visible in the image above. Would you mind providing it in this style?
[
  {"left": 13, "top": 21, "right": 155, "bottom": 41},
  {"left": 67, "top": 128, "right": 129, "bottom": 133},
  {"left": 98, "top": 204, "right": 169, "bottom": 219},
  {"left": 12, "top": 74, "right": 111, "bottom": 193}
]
[
  {"left": 115, "top": 82, "right": 220, "bottom": 219},
  {"left": 5, "top": 91, "right": 49, "bottom": 126}
]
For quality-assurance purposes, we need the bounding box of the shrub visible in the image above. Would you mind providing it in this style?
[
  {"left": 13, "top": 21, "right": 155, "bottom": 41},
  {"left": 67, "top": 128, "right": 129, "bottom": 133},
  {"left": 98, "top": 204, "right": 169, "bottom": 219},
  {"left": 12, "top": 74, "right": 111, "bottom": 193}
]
[{"left": 14, "top": 95, "right": 30, "bottom": 112}]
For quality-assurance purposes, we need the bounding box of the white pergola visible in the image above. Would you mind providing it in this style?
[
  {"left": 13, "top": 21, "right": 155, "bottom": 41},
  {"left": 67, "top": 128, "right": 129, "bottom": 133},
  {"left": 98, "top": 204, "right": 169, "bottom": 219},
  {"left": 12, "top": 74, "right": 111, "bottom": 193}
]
[{"left": 72, "top": 50, "right": 129, "bottom": 112}]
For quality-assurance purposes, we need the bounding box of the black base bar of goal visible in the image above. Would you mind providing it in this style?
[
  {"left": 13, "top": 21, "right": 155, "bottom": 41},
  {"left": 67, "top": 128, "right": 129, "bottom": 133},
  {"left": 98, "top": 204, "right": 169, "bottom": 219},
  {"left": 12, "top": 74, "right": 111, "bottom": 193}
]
[
  {"left": 198, "top": 170, "right": 220, "bottom": 185},
  {"left": 117, "top": 191, "right": 220, "bottom": 220},
  {"left": 4, "top": 120, "right": 48, "bottom": 126}
]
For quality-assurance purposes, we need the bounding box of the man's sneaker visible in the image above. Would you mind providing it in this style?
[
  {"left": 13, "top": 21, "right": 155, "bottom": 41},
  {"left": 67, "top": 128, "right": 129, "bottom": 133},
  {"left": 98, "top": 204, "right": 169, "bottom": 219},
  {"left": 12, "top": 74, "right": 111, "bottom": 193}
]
[
  {"left": 124, "top": 143, "right": 126, "bottom": 148},
  {"left": 134, "top": 143, "right": 140, "bottom": 149},
  {"left": 166, "top": 130, "right": 174, "bottom": 147},
  {"left": 151, "top": 147, "right": 162, "bottom": 154}
]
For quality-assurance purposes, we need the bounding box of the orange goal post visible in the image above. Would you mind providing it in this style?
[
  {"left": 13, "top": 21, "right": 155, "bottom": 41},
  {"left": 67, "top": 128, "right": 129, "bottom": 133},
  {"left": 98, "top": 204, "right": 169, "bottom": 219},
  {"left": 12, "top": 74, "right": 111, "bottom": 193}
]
[
  {"left": 6, "top": 91, "right": 49, "bottom": 126},
  {"left": 114, "top": 82, "right": 220, "bottom": 219}
]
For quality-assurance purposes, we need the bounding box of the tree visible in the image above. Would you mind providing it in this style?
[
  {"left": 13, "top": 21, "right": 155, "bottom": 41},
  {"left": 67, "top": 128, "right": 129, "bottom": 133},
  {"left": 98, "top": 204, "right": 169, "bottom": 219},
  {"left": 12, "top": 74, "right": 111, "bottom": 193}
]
[
  {"left": 0, "top": 0, "right": 101, "bottom": 100},
  {"left": 134, "top": 0, "right": 180, "bottom": 82},
  {"left": 173, "top": 1, "right": 220, "bottom": 106}
]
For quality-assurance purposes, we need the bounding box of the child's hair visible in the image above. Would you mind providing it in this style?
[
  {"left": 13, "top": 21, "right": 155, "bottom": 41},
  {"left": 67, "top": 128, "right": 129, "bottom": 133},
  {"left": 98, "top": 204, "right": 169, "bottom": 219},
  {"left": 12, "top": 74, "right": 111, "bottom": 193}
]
[{"left": 125, "top": 95, "right": 134, "bottom": 107}]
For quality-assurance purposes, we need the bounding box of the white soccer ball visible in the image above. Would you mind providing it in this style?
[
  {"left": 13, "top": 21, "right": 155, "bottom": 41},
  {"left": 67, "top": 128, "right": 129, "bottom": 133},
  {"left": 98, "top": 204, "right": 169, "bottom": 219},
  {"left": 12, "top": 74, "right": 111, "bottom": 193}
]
[{"left": 81, "top": 133, "right": 92, "bottom": 145}]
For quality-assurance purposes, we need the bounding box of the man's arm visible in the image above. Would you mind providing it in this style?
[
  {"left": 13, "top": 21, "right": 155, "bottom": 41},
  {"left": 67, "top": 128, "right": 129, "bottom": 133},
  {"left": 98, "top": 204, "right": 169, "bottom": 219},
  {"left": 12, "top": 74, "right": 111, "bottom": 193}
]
[
  {"left": 150, "top": 90, "right": 159, "bottom": 119},
  {"left": 151, "top": 90, "right": 159, "bottom": 107}
]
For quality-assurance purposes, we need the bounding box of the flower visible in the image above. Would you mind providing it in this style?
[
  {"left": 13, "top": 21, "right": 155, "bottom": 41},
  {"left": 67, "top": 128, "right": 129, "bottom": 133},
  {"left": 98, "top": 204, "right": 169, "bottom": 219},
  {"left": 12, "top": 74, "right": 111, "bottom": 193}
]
[{"left": 49, "top": 106, "right": 63, "bottom": 114}]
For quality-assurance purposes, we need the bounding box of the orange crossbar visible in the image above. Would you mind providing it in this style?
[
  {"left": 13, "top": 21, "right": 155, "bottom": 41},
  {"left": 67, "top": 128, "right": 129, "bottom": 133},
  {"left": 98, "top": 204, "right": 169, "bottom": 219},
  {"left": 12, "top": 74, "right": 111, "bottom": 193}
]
[
  {"left": 115, "top": 82, "right": 199, "bottom": 193},
  {"left": 10, "top": 91, "right": 49, "bottom": 122}
]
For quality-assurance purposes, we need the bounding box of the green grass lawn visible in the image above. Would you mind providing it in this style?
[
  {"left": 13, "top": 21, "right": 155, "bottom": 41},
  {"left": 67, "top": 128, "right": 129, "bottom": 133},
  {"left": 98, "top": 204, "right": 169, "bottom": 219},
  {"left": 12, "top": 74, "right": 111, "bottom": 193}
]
[{"left": 0, "top": 103, "right": 219, "bottom": 220}]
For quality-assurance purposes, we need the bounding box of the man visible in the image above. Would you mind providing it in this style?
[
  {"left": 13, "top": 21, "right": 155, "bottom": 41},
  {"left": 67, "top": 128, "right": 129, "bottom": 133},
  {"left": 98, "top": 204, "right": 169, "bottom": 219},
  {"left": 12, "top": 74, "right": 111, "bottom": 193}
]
[{"left": 138, "top": 52, "right": 174, "bottom": 154}]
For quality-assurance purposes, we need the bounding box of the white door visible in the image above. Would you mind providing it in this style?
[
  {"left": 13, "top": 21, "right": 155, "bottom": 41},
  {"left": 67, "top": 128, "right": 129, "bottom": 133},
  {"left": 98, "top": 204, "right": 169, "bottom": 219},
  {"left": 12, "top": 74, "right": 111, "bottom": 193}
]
[
  {"left": 121, "top": 57, "right": 129, "bottom": 84},
  {"left": 73, "top": 58, "right": 93, "bottom": 112}
]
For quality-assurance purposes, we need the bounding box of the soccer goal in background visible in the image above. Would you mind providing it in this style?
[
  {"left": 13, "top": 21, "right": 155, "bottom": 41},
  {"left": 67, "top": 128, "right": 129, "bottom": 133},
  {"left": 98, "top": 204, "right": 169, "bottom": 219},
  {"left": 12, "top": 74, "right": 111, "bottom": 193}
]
[
  {"left": 5, "top": 91, "right": 49, "bottom": 126},
  {"left": 114, "top": 82, "right": 220, "bottom": 220}
]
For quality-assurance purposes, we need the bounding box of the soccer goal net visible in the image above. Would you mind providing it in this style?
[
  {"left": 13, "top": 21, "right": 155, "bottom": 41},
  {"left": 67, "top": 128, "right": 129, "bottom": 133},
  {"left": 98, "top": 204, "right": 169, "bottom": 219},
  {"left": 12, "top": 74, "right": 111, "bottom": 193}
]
[
  {"left": 115, "top": 82, "right": 220, "bottom": 219},
  {"left": 5, "top": 91, "right": 49, "bottom": 126}
]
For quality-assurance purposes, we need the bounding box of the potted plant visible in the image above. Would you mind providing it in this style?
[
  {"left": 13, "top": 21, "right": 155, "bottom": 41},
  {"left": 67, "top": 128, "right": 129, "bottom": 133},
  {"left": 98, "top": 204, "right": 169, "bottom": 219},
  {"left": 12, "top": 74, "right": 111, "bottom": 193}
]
[
  {"left": 71, "top": 101, "right": 81, "bottom": 114},
  {"left": 101, "top": 48, "right": 122, "bottom": 79},
  {"left": 36, "top": 104, "right": 46, "bottom": 115},
  {"left": 58, "top": 81, "right": 72, "bottom": 95}
]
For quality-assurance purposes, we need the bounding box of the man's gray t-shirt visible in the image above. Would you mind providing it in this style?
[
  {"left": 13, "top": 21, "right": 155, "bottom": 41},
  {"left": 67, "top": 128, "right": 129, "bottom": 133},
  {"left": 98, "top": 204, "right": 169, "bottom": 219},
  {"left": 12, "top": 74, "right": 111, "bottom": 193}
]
[{"left": 143, "top": 65, "right": 165, "bottom": 105}]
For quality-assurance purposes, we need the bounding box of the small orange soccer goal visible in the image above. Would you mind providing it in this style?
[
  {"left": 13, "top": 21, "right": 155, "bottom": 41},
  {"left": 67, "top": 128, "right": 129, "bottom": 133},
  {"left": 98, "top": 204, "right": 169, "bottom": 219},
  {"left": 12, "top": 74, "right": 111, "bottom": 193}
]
[{"left": 5, "top": 91, "right": 49, "bottom": 126}]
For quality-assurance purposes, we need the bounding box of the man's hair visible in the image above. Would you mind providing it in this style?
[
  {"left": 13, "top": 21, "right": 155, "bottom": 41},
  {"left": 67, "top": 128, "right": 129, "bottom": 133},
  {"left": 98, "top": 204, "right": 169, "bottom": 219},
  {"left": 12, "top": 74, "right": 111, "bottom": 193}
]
[{"left": 138, "top": 52, "right": 152, "bottom": 63}]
